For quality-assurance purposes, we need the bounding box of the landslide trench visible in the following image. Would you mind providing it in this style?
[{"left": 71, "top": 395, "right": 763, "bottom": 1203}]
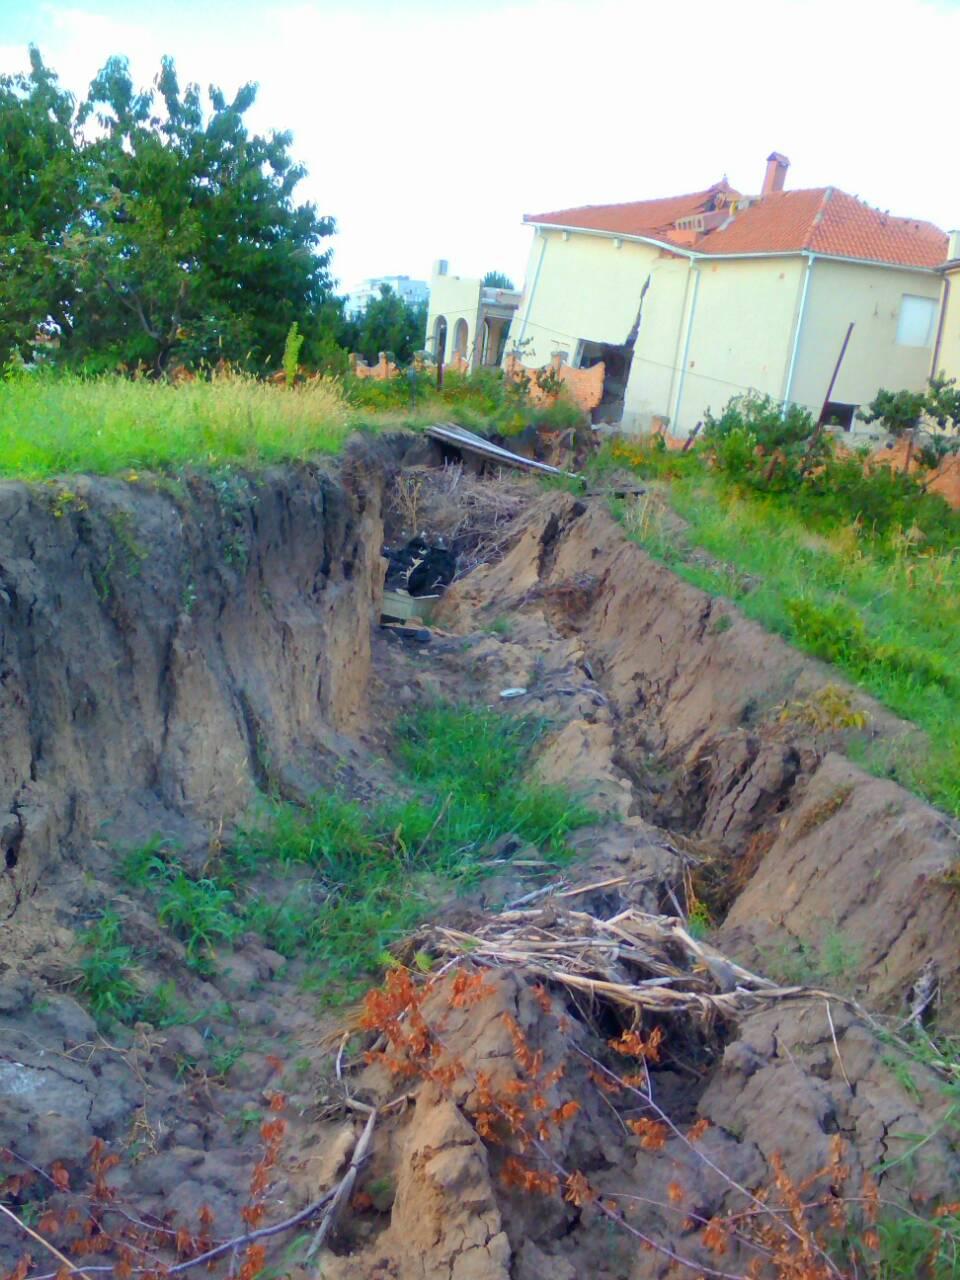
[{"left": 2, "top": 455, "right": 959, "bottom": 1280}]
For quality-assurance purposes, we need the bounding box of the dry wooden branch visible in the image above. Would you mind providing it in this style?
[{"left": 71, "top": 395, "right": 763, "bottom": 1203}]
[
  {"left": 0, "top": 1202, "right": 96, "bottom": 1280},
  {"left": 306, "top": 1107, "right": 378, "bottom": 1262}
]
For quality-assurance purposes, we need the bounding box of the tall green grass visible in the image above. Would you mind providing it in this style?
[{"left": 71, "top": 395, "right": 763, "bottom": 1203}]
[
  {"left": 0, "top": 371, "right": 351, "bottom": 478},
  {"left": 614, "top": 475, "right": 960, "bottom": 815}
]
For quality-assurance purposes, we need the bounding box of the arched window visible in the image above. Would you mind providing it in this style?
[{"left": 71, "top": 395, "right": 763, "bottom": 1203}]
[
  {"left": 453, "top": 318, "right": 469, "bottom": 358},
  {"left": 433, "top": 315, "right": 447, "bottom": 362}
]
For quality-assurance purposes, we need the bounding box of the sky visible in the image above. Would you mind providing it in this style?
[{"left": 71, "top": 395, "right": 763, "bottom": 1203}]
[{"left": 2, "top": 0, "right": 959, "bottom": 295}]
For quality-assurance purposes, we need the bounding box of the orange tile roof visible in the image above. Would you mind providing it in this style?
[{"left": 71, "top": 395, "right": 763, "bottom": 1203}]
[
  {"left": 524, "top": 183, "right": 738, "bottom": 240},
  {"left": 527, "top": 183, "right": 946, "bottom": 269},
  {"left": 701, "top": 188, "right": 947, "bottom": 268}
]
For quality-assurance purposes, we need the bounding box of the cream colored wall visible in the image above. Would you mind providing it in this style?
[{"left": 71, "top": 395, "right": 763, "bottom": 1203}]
[
  {"left": 513, "top": 230, "right": 670, "bottom": 363},
  {"left": 936, "top": 266, "right": 960, "bottom": 383},
  {"left": 622, "top": 254, "right": 693, "bottom": 430},
  {"left": 426, "top": 272, "right": 481, "bottom": 363},
  {"left": 513, "top": 228, "right": 694, "bottom": 430},
  {"left": 674, "top": 257, "right": 806, "bottom": 433},
  {"left": 790, "top": 260, "right": 941, "bottom": 415}
]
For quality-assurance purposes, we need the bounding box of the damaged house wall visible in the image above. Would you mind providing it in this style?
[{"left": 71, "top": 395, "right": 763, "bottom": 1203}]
[{"left": 512, "top": 229, "right": 690, "bottom": 430}]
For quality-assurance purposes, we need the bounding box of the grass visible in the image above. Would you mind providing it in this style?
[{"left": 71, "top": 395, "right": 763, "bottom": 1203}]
[
  {"left": 88, "top": 702, "right": 594, "bottom": 1012},
  {"left": 0, "top": 366, "right": 587, "bottom": 480},
  {"left": 233, "top": 702, "right": 593, "bottom": 1002},
  {"left": 0, "top": 370, "right": 352, "bottom": 479},
  {"left": 76, "top": 910, "right": 197, "bottom": 1029},
  {"left": 608, "top": 465, "right": 960, "bottom": 817}
]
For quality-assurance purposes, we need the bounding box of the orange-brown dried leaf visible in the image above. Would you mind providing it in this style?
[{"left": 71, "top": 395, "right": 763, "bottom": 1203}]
[
  {"left": 701, "top": 1217, "right": 729, "bottom": 1257},
  {"left": 564, "top": 1171, "right": 594, "bottom": 1207}
]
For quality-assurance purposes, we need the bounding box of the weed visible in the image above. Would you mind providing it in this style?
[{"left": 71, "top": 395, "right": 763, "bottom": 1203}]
[
  {"left": 76, "top": 911, "right": 141, "bottom": 1027},
  {"left": 155, "top": 871, "right": 241, "bottom": 972},
  {"left": 486, "top": 616, "right": 512, "bottom": 637},
  {"left": 762, "top": 928, "right": 861, "bottom": 987},
  {"left": 779, "top": 685, "right": 869, "bottom": 734},
  {"left": 209, "top": 1043, "right": 244, "bottom": 1079}
]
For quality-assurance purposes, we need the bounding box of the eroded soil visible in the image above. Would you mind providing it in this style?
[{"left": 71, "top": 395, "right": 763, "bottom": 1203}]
[{"left": 2, "top": 452, "right": 959, "bottom": 1279}]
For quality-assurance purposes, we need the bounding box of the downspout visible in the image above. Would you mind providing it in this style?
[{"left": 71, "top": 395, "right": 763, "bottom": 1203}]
[
  {"left": 672, "top": 263, "right": 701, "bottom": 431},
  {"left": 783, "top": 252, "right": 814, "bottom": 408},
  {"left": 930, "top": 270, "right": 951, "bottom": 379},
  {"left": 516, "top": 230, "right": 548, "bottom": 350}
]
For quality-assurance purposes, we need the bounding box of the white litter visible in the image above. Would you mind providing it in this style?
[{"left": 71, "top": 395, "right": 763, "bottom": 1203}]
[{"left": 499, "top": 688, "right": 527, "bottom": 699}]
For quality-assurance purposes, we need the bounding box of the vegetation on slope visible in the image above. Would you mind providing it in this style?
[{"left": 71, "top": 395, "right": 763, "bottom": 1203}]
[
  {"left": 78, "top": 702, "right": 592, "bottom": 1018},
  {"left": 601, "top": 391, "right": 960, "bottom": 816}
]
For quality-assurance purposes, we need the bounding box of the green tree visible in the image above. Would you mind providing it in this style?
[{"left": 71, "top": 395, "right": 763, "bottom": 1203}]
[
  {"left": 1, "top": 48, "right": 336, "bottom": 373},
  {"left": 0, "top": 49, "right": 81, "bottom": 359},
  {"left": 482, "top": 270, "right": 515, "bottom": 290},
  {"left": 343, "top": 285, "right": 426, "bottom": 365}
]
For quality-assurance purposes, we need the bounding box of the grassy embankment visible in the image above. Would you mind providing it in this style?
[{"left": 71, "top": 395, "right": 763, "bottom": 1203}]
[
  {"left": 0, "top": 372, "right": 353, "bottom": 479},
  {"left": 0, "top": 368, "right": 581, "bottom": 480},
  {"left": 78, "top": 703, "right": 593, "bottom": 1024},
  {"left": 599, "top": 441, "right": 960, "bottom": 818}
]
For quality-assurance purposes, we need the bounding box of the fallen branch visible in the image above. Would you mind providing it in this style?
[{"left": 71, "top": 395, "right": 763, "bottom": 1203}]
[
  {"left": 23, "top": 1191, "right": 340, "bottom": 1280},
  {"left": 306, "top": 1107, "right": 378, "bottom": 1261},
  {"left": 0, "top": 1202, "right": 95, "bottom": 1280}
]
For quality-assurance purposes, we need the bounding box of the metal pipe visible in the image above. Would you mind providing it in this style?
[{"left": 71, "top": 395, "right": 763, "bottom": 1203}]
[
  {"left": 783, "top": 252, "right": 814, "bottom": 408},
  {"left": 516, "top": 230, "right": 548, "bottom": 351},
  {"left": 930, "top": 271, "right": 952, "bottom": 378}
]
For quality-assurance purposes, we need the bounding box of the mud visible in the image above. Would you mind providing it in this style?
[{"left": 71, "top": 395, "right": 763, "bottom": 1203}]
[{"left": 2, "top": 453, "right": 959, "bottom": 1280}]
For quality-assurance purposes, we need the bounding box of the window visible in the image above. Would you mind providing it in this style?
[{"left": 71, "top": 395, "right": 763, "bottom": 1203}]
[
  {"left": 822, "top": 401, "right": 857, "bottom": 431},
  {"left": 896, "top": 295, "right": 937, "bottom": 347}
]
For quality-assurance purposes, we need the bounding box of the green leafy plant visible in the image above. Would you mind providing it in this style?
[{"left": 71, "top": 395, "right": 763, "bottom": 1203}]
[
  {"left": 155, "top": 871, "right": 241, "bottom": 971},
  {"left": 77, "top": 911, "right": 142, "bottom": 1026},
  {"left": 282, "top": 322, "right": 304, "bottom": 387}
]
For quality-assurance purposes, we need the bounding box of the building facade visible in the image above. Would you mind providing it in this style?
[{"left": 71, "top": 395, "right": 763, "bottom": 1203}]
[
  {"left": 512, "top": 155, "right": 947, "bottom": 433},
  {"left": 425, "top": 261, "right": 521, "bottom": 371}
]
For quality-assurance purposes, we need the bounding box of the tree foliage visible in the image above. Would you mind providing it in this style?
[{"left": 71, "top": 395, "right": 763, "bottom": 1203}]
[
  {"left": 482, "top": 270, "right": 515, "bottom": 290},
  {"left": 1, "top": 48, "right": 335, "bottom": 373},
  {"left": 338, "top": 285, "right": 427, "bottom": 365}
]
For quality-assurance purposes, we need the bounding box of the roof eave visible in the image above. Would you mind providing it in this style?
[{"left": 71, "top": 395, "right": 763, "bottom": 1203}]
[{"left": 524, "top": 221, "right": 696, "bottom": 258}]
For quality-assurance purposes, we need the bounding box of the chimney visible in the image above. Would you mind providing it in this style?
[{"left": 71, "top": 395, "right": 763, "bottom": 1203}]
[
  {"left": 762, "top": 152, "right": 790, "bottom": 196},
  {"left": 949, "top": 230, "right": 960, "bottom": 261},
  {"left": 433, "top": 258, "right": 448, "bottom": 277}
]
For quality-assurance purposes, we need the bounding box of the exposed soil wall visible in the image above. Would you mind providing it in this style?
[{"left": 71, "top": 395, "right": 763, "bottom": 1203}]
[
  {"left": 0, "top": 439, "right": 395, "bottom": 918},
  {"left": 441, "top": 491, "right": 960, "bottom": 1023}
]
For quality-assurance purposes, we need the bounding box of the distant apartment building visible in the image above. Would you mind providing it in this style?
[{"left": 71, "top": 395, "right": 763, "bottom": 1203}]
[{"left": 345, "top": 275, "right": 429, "bottom": 317}]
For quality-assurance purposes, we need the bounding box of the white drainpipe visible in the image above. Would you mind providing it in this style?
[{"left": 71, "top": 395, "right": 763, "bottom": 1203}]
[
  {"left": 672, "top": 264, "right": 701, "bottom": 430},
  {"left": 783, "top": 252, "right": 814, "bottom": 408},
  {"left": 517, "top": 231, "right": 548, "bottom": 350}
]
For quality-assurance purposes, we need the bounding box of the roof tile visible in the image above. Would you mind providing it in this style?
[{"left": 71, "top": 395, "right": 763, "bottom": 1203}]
[{"left": 527, "top": 184, "right": 947, "bottom": 269}]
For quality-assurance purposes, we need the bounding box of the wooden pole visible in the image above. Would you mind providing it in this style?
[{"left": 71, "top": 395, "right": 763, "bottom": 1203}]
[{"left": 816, "top": 322, "right": 855, "bottom": 427}]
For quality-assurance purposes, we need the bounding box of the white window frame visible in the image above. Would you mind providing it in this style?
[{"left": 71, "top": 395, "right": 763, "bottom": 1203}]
[{"left": 896, "top": 294, "right": 938, "bottom": 348}]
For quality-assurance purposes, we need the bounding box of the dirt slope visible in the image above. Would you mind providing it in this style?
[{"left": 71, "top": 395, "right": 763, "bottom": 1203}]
[
  {"left": 3, "top": 457, "right": 959, "bottom": 1280},
  {"left": 441, "top": 491, "right": 960, "bottom": 1023},
  {"left": 0, "top": 438, "right": 395, "bottom": 920}
]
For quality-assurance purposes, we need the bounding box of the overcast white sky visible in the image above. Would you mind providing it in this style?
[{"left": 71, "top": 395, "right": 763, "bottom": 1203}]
[{"left": 2, "top": 0, "right": 959, "bottom": 294}]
